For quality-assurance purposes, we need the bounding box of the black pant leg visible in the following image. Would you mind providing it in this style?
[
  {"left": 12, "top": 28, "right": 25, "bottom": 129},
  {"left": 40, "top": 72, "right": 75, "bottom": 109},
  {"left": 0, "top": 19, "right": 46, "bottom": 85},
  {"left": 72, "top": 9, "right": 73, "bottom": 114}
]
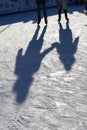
[
  {"left": 58, "top": 9, "right": 61, "bottom": 21},
  {"left": 64, "top": 9, "right": 69, "bottom": 21},
  {"left": 42, "top": 3, "right": 47, "bottom": 24},
  {"left": 37, "top": 3, "right": 41, "bottom": 24}
]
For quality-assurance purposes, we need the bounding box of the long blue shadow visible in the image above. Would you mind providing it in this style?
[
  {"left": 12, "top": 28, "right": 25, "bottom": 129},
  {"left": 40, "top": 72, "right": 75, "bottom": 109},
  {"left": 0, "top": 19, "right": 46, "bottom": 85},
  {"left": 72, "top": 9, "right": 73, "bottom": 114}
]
[
  {"left": 13, "top": 25, "right": 55, "bottom": 104},
  {"left": 52, "top": 22, "right": 79, "bottom": 71}
]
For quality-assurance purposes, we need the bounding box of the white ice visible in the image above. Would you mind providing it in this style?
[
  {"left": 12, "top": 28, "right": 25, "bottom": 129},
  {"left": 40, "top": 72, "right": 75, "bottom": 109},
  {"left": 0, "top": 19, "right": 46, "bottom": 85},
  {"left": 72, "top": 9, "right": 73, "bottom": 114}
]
[{"left": 0, "top": 4, "right": 87, "bottom": 130}]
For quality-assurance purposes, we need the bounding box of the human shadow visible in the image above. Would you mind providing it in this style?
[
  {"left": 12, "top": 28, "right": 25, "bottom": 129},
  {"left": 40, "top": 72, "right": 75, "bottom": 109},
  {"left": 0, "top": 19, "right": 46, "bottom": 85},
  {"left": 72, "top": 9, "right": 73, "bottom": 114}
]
[
  {"left": 13, "top": 25, "right": 55, "bottom": 104},
  {"left": 52, "top": 22, "right": 79, "bottom": 71}
]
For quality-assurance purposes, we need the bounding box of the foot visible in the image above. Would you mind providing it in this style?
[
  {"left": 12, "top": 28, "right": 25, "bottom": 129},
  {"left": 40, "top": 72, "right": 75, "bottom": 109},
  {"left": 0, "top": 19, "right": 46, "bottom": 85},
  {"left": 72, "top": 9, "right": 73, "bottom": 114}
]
[
  {"left": 58, "top": 19, "right": 61, "bottom": 23},
  {"left": 37, "top": 22, "right": 40, "bottom": 25},
  {"left": 45, "top": 19, "right": 48, "bottom": 24},
  {"left": 66, "top": 18, "right": 69, "bottom": 22},
  {"left": 37, "top": 20, "right": 41, "bottom": 25}
]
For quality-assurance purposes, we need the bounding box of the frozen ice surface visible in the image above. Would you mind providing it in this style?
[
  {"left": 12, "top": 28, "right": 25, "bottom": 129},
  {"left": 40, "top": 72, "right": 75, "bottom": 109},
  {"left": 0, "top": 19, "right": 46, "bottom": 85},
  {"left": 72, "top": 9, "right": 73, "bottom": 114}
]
[{"left": 0, "top": 5, "right": 87, "bottom": 130}]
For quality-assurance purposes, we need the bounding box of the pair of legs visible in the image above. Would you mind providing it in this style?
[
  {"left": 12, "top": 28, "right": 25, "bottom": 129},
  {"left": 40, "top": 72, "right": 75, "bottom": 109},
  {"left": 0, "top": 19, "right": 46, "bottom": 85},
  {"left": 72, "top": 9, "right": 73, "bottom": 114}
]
[
  {"left": 58, "top": 9, "right": 69, "bottom": 22},
  {"left": 36, "top": 2, "right": 47, "bottom": 25}
]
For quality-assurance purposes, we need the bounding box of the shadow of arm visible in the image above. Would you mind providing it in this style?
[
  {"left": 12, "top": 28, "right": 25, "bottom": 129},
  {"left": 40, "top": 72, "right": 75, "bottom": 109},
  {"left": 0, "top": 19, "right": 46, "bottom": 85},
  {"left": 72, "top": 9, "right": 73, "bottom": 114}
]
[{"left": 41, "top": 44, "right": 56, "bottom": 58}]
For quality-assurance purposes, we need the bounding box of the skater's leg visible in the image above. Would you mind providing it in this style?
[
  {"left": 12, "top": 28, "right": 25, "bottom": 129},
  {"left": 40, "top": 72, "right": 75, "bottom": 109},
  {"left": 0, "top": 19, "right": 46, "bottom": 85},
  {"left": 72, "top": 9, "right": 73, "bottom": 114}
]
[
  {"left": 42, "top": 3, "right": 47, "bottom": 24},
  {"left": 37, "top": 4, "right": 41, "bottom": 25},
  {"left": 58, "top": 9, "right": 61, "bottom": 22},
  {"left": 64, "top": 9, "right": 69, "bottom": 22}
]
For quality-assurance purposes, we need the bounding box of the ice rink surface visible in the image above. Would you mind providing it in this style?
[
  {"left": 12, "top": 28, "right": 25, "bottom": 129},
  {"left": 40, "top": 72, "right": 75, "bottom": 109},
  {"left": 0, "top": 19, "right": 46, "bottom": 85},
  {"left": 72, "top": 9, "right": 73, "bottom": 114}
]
[{"left": 0, "top": 4, "right": 87, "bottom": 130}]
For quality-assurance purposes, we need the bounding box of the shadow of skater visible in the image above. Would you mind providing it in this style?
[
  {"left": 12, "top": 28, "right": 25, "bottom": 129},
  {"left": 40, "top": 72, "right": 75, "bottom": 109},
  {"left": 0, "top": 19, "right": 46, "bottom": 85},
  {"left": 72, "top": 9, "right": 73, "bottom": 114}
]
[
  {"left": 53, "top": 22, "right": 79, "bottom": 71},
  {"left": 13, "top": 25, "right": 55, "bottom": 104}
]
